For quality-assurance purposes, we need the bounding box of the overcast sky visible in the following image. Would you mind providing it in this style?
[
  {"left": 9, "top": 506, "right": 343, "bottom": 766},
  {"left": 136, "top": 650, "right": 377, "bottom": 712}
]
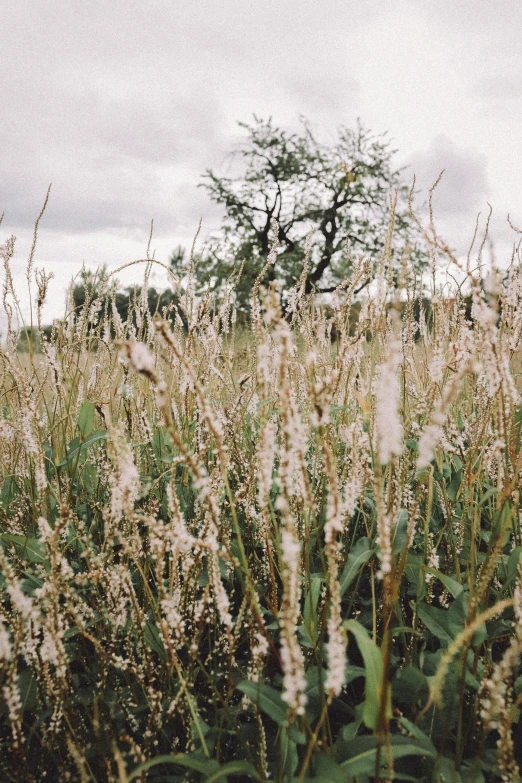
[{"left": 1, "top": 0, "right": 521, "bottom": 327}]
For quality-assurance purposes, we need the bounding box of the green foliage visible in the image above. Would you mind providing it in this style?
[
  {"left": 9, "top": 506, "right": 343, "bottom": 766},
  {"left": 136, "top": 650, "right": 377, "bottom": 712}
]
[
  {"left": 71, "top": 264, "right": 183, "bottom": 337},
  {"left": 16, "top": 326, "right": 42, "bottom": 353},
  {"left": 344, "top": 619, "right": 392, "bottom": 731}
]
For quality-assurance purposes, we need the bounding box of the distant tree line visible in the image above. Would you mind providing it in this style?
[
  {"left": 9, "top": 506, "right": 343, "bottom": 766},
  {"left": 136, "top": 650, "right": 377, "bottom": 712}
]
[
  {"left": 69, "top": 266, "right": 182, "bottom": 331},
  {"left": 17, "top": 266, "right": 183, "bottom": 351}
]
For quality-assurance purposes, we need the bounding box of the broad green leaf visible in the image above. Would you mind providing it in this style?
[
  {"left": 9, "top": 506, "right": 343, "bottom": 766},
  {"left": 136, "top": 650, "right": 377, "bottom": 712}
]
[
  {"left": 449, "top": 591, "right": 468, "bottom": 626},
  {"left": 340, "top": 702, "right": 364, "bottom": 742},
  {"left": 340, "top": 735, "right": 436, "bottom": 776},
  {"left": 446, "top": 467, "right": 463, "bottom": 501},
  {"left": 396, "top": 717, "right": 436, "bottom": 756},
  {"left": 237, "top": 681, "right": 306, "bottom": 743},
  {"left": 297, "top": 623, "right": 317, "bottom": 649},
  {"left": 392, "top": 666, "right": 429, "bottom": 706},
  {"left": 437, "top": 756, "right": 464, "bottom": 783},
  {"left": 479, "top": 486, "right": 498, "bottom": 507},
  {"left": 144, "top": 620, "right": 167, "bottom": 660},
  {"left": 450, "top": 454, "right": 463, "bottom": 472},
  {"left": 419, "top": 592, "right": 484, "bottom": 651},
  {"left": 344, "top": 665, "right": 366, "bottom": 685},
  {"left": 205, "top": 761, "right": 261, "bottom": 782},
  {"left": 21, "top": 573, "right": 44, "bottom": 595},
  {"left": 425, "top": 567, "right": 464, "bottom": 598},
  {"left": 237, "top": 680, "right": 288, "bottom": 726},
  {"left": 57, "top": 430, "right": 107, "bottom": 468},
  {"left": 128, "top": 753, "right": 219, "bottom": 781},
  {"left": 405, "top": 553, "right": 426, "bottom": 600},
  {"left": 18, "top": 668, "right": 37, "bottom": 712},
  {"left": 281, "top": 733, "right": 298, "bottom": 779},
  {"left": 0, "top": 475, "right": 19, "bottom": 510},
  {"left": 340, "top": 538, "right": 374, "bottom": 597},
  {"left": 303, "top": 573, "right": 324, "bottom": 639},
  {"left": 312, "top": 755, "right": 348, "bottom": 782},
  {"left": 77, "top": 401, "right": 95, "bottom": 437},
  {"left": 503, "top": 547, "right": 522, "bottom": 589},
  {"left": 465, "top": 668, "right": 481, "bottom": 691},
  {"left": 460, "top": 759, "right": 485, "bottom": 783},
  {"left": 192, "top": 713, "right": 212, "bottom": 740},
  {"left": 416, "top": 602, "right": 454, "bottom": 645},
  {"left": 344, "top": 619, "right": 391, "bottom": 730},
  {"left": 392, "top": 509, "right": 409, "bottom": 556},
  {"left": 1, "top": 534, "right": 48, "bottom": 565}
]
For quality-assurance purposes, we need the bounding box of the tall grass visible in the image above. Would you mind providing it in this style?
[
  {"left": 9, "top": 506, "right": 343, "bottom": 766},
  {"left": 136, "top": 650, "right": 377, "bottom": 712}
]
[{"left": 1, "top": 197, "right": 522, "bottom": 782}]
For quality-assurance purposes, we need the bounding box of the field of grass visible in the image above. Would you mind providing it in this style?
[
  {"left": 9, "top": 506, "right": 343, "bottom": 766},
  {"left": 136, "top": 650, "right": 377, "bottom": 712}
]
[{"left": 1, "top": 206, "right": 522, "bottom": 782}]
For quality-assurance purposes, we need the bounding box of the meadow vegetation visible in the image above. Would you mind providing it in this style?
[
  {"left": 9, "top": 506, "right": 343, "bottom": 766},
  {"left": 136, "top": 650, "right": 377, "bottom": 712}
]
[{"left": 1, "top": 194, "right": 522, "bottom": 782}]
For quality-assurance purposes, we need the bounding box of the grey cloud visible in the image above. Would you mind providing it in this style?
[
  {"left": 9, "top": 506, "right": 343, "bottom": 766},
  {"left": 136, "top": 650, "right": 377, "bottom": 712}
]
[
  {"left": 472, "top": 75, "right": 522, "bottom": 103},
  {"left": 283, "top": 75, "right": 361, "bottom": 132},
  {"left": 0, "top": 0, "right": 374, "bottom": 237},
  {"left": 0, "top": 75, "right": 229, "bottom": 232},
  {"left": 418, "top": 0, "right": 522, "bottom": 38},
  {"left": 2, "top": 0, "right": 520, "bottom": 291},
  {"left": 403, "top": 135, "right": 494, "bottom": 256},
  {"left": 406, "top": 135, "right": 490, "bottom": 219}
]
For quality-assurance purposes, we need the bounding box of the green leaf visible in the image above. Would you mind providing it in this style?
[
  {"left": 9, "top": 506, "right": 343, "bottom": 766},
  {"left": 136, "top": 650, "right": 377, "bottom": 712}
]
[
  {"left": 344, "top": 619, "right": 391, "bottom": 730},
  {"left": 460, "top": 758, "right": 485, "bottom": 783},
  {"left": 18, "top": 668, "right": 38, "bottom": 712},
  {"left": 425, "top": 567, "right": 464, "bottom": 598},
  {"left": 237, "top": 681, "right": 306, "bottom": 743},
  {"left": 304, "top": 666, "right": 325, "bottom": 724},
  {"left": 0, "top": 534, "right": 49, "bottom": 566},
  {"left": 303, "top": 573, "right": 324, "bottom": 640},
  {"left": 416, "top": 603, "right": 454, "bottom": 645},
  {"left": 311, "top": 755, "right": 348, "bottom": 782},
  {"left": 127, "top": 753, "right": 219, "bottom": 781},
  {"left": 437, "top": 756, "right": 464, "bottom": 783},
  {"left": 340, "top": 538, "right": 374, "bottom": 597},
  {"left": 340, "top": 702, "right": 364, "bottom": 742},
  {"left": 77, "top": 401, "right": 95, "bottom": 437},
  {"left": 281, "top": 733, "right": 299, "bottom": 779},
  {"left": 446, "top": 468, "right": 463, "bottom": 501},
  {"left": 418, "top": 592, "right": 479, "bottom": 649},
  {"left": 21, "top": 573, "right": 44, "bottom": 595},
  {"left": 396, "top": 717, "right": 436, "bottom": 755},
  {"left": 344, "top": 665, "right": 366, "bottom": 685},
  {"left": 237, "top": 680, "right": 288, "bottom": 726},
  {"left": 339, "top": 735, "right": 436, "bottom": 776},
  {"left": 0, "top": 476, "right": 19, "bottom": 510},
  {"left": 392, "top": 666, "right": 429, "bottom": 705},
  {"left": 479, "top": 486, "right": 499, "bottom": 507},
  {"left": 57, "top": 430, "right": 107, "bottom": 468},
  {"left": 503, "top": 547, "right": 522, "bottom": 589},
  {"left": 205, "top": 761, "right": 261, "bottom": 782},
  {"left": 392, "top": 509, "right": 409, "bottom": 556},
  {"left": 144, "top": 620, "right": 167, "bottom": 660}
]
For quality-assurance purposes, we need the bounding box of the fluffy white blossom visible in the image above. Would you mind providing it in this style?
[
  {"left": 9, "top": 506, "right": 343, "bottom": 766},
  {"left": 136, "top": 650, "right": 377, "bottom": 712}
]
[
  {"left": 124, "top": 340, "right": 157, "bottom": 375},
  {"left": 374, "top": 335, "right": 403, "bottom": 465},
  {"left": 0, "top": 623, "right": 11, "bottom": 661}
]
